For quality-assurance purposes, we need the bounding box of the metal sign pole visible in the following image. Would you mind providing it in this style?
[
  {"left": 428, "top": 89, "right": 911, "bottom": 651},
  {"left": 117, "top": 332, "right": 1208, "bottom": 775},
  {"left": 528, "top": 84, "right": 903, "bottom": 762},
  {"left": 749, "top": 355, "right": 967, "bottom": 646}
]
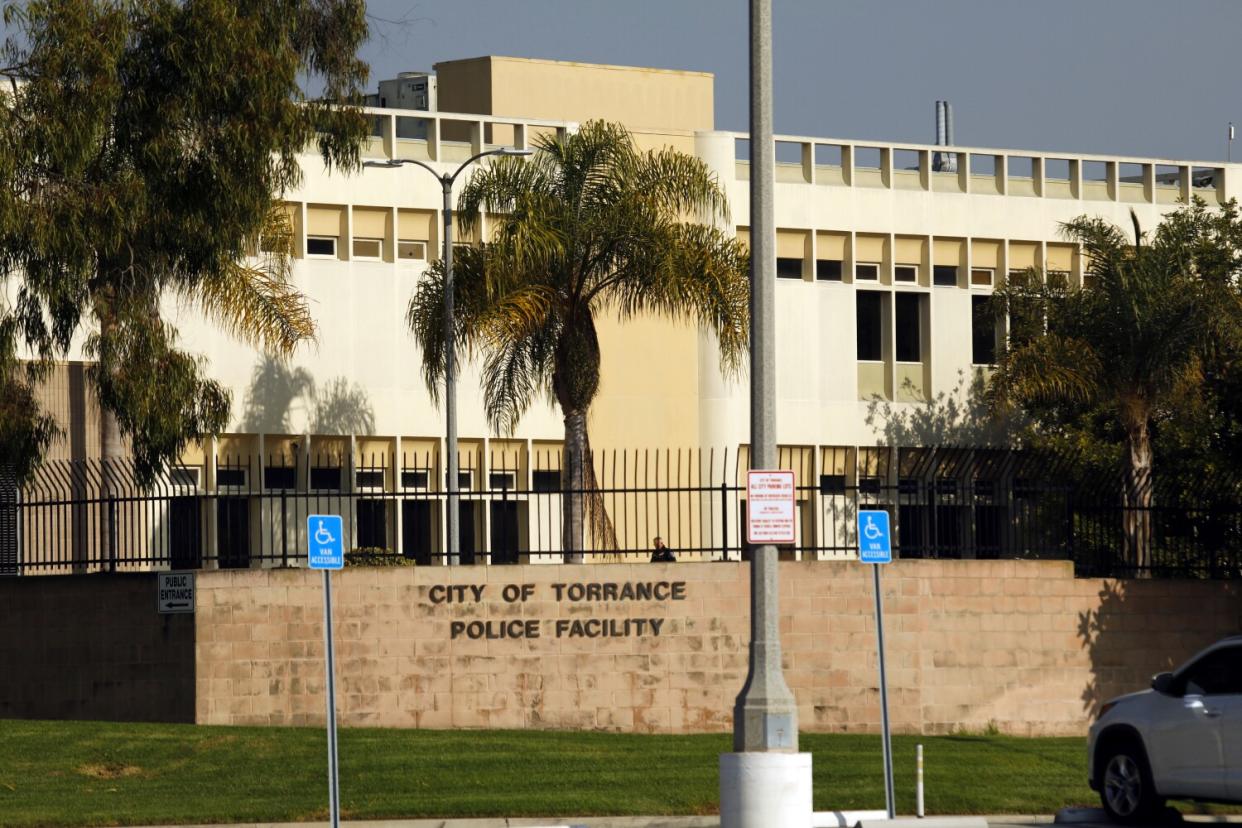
[
  {"left": 323, "top": 568, "right": 341, "bottom": 828},
  {"left": 873, "top": 562, "right": 895, "bottom": 819}
]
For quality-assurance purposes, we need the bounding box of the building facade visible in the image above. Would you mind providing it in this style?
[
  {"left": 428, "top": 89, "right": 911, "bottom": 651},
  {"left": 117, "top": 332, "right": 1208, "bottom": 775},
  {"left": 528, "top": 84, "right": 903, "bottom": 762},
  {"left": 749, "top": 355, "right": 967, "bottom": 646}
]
[{"left": 22, "top": 56, "right": 1241, "bottom": 568}]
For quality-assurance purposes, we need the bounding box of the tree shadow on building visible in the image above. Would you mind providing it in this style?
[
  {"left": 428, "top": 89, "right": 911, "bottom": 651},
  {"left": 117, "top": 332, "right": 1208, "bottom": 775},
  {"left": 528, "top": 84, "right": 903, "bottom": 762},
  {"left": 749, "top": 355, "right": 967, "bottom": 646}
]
[
  {"left": 239, "top": 356, "right": 373, "bottom": 437},
  {"left": 1076, "top": 578, "right": 1239, "bottom": 719},
  {"left": 864, "top": 369, "right": 1021, "bottom": 447}
]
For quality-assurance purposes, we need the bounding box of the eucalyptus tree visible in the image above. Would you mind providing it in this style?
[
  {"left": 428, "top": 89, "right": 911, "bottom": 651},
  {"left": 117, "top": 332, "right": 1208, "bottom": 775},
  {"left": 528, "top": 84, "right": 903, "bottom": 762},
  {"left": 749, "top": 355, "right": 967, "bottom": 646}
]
[
  {"left": 407, "top": 121, "right": 750, "bottom": 557},
  {"left": 0, "top": 0, "right": 369, "bottom": 484},
  {"left": 988, "top": 200, "right": 1242, "bottom": 572}
]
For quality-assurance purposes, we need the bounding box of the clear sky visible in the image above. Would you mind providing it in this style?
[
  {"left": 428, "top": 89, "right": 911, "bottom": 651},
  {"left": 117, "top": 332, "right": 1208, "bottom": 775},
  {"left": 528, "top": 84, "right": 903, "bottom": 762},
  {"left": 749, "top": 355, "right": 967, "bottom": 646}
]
[{"left": 363, "top": 0, "right": 1242, "bottom": 163}]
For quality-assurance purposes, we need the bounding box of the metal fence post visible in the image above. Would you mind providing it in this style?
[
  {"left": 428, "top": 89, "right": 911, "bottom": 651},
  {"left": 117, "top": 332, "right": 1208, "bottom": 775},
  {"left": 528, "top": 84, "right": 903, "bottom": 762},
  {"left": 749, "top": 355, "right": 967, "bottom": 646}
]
[
  {"left": 281, "top": 489, "right": 289, "bottom": 567},
  {"left": 0, "top": 465, "right": 17, "bottom": 575},
  {"left": 720, "top": 481, "right": 729, "bottom": 561}
]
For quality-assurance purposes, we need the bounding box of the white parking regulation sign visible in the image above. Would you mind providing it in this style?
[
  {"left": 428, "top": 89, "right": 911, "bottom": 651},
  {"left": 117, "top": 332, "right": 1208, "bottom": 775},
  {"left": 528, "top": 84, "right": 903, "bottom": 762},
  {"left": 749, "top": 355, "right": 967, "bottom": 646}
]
[
  {"left": 157, "top": 571, "right": 195, "bottom": 614},
  {"left": 746, "top": 470, "right": 796, "bottom": 544}
]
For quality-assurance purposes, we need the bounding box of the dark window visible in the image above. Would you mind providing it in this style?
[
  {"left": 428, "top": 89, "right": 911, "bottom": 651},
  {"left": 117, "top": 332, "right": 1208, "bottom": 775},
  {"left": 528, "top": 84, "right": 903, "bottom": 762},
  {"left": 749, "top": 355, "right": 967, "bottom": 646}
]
[
  {"left": 357, "top": 500, "right": 388, "bottom": 549},
  {"left": 816, "top": 259, "right": 843, "bottom": 281},
  {"left": 895, "top": 293, "right": 921, "bottom": 362},
  {"left": 355, "top": 470, "right": 384, "bottom": 489},
  {"left": 216, "top": 496, "right": 250, "bottom": 569},
  {"left": 895, "top": 265, "right": 917, "bottom": 283},
  {"left": 401, "top": 500, "right": 433, "bottom": 565},
  {"left": 490, "top": 501, "right": 520, "bottom": 564},
  {"left": 217, "top": 468, "right": 247, "bottom": 488},
  {"left": 532, "top": 470, "right": 561, "bottom": 492},
  {"left": 933, "top": 265, "right": 958, "bottom": 287},
  {"left": 856, "top": 291, "right": 883, "bottom": 361},
  {"left": 1179, "top": 647, "right": 1242, "bottom": 696},
  {"left": 776, "top": 257, "right": 803, "bottom": 279},
  {"left": 264, "top": 466, "right": 296, "bottom": 490},
  {"left": 489, "top": 472, "right": 517, "bottom": 490},
  {"left": 169, "top": 497, "right": 203, "bottom": 570},
  {"left": 859, "top": 476, "right": 883, "bottom": 495},
  {"left": 306, "top": 236, "right": 336, "bottom": 256},
  {"left": 401, "top": 469, "right": 429, "bottom": 489},
  {"left": 458, "top": 501, "right": 478, "bottom": 565},
  {"left": 445, "top": 471, "right": 471, "bottom": 490},
  {"left": 855, "top": 263, "right": 879, "bottom": 281},
  {"left": 972, "top": 296, "right": 997, "bottom": 365},
  {"left": 819, "top": 474, "right": 846, "bottom": 495},
  {"left": 310, "top": 467, "right": 341, "bottom": 491}
]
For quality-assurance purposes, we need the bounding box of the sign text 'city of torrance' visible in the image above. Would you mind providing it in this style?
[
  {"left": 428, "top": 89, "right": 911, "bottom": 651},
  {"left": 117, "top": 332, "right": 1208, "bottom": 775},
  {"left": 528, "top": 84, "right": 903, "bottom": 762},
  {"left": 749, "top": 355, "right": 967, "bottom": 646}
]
[{"left": 430, "top": 580, "right": 687, "bottom": 641}]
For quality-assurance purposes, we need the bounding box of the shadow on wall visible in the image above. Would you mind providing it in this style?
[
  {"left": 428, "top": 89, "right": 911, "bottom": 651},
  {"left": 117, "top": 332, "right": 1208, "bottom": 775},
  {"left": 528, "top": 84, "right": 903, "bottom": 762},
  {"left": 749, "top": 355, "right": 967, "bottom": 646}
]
[
  {"left": 239, "top": 356, "right": 375, "bottom": 437},
  {"left": 864, "top": 369, "right": 1020, "bottom": 447},
  {"left": 1076, "top": 579, "right": 1241, "bottom": 718}
]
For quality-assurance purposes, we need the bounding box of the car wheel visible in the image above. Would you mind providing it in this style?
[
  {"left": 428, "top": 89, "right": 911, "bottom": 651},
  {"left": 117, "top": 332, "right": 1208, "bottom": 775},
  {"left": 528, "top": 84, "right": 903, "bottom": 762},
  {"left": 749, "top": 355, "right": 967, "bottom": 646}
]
[{"left": 1100, "top": 740, "right": 1164, "bottom": 824}]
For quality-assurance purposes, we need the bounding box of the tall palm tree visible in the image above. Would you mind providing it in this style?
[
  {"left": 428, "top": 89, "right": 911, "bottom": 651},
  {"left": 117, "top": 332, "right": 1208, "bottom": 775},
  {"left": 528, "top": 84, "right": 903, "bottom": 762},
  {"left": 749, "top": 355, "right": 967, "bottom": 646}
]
[
  {"left": 407, "top": 121, "right": 750, "bottom": 557},
  {"left": 988, "top": 204, "right": 1242, "bottom": 572}
]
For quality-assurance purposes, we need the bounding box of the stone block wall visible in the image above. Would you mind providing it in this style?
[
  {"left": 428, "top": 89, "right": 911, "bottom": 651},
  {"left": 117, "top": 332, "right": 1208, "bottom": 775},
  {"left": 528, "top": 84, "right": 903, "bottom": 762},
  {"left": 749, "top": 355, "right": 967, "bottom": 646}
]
[
  {"left": 193, "top": 560, "right": 1241, "bottom": 736},
  {"left": 0, "top": 574, "right": 195, "bottom": 722}
]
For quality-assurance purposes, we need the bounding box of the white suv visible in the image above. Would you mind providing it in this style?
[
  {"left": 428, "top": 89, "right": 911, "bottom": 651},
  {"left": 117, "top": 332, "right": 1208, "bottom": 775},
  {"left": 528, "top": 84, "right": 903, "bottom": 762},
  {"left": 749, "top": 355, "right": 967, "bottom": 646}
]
[{"left": 1088, "top": 636, "right": 1242, "bottom": 822}]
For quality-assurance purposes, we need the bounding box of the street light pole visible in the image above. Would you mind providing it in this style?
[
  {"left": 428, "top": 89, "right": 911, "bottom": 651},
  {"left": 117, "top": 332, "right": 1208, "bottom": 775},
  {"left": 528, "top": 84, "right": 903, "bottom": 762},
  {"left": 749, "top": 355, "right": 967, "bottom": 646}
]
[
  {"left": 366, "top": 146, "right": 531, "bottom": 564},
  {"left": 734, "top": 0, "right": 799, "bottom": 757}
]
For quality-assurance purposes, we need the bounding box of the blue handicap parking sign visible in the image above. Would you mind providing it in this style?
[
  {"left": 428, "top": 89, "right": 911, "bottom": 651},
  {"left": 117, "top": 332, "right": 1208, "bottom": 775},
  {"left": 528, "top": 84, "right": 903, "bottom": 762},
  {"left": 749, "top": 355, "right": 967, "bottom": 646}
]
[
  {"left": 857, "top": 509, "right": 892, "bottom": 564},
  {"left": 307, "top": 514, "right": 344, "bottom": 570}
]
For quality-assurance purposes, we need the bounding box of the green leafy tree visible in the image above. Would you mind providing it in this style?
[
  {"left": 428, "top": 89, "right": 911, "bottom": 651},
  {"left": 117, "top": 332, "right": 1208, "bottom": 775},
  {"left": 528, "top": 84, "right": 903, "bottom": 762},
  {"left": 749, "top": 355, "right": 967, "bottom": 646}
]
[
  {"left": 988, "top": 200, "right": 1242, "bottom": 571},
  {"left": 0, "top": 0, "right": 369, "bottom": 484},
  {"left": 407, "top": 121, "right": 750, "bottom": 557}
]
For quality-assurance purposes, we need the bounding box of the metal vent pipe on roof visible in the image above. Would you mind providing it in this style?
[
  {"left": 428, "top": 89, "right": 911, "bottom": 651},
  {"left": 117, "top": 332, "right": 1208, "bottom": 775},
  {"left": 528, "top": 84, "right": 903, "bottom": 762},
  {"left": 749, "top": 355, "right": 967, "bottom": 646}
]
[{"left": 933, "top": 100, "right": 957, "bottom": 173}]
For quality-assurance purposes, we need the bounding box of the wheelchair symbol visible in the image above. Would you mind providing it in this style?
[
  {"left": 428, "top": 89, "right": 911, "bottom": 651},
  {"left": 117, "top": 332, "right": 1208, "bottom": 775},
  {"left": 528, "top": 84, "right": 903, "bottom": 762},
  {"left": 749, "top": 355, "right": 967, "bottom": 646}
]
[
  {"left": 314, "top": 520, "right": 336, "bottom": 546},
  {"left": 863, "top": 514, "right": 883, "bottom": 541}
]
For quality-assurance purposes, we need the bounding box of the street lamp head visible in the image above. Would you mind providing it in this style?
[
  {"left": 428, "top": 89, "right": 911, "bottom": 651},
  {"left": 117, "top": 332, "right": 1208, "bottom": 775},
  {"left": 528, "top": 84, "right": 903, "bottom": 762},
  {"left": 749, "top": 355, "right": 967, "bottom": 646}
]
[
  {"left": 362, "top": 159, "right": 403, "bottom": 169},
  {"left": 497, "top": 148, "right": 534, "bottom": 157}
]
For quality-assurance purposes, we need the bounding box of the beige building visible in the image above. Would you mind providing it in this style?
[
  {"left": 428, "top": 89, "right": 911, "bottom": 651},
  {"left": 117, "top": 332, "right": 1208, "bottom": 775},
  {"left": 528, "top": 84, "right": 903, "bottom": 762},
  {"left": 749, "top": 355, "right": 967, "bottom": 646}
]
[{"left": 25, "top": 56, "right": 1240, "bottom": 567}]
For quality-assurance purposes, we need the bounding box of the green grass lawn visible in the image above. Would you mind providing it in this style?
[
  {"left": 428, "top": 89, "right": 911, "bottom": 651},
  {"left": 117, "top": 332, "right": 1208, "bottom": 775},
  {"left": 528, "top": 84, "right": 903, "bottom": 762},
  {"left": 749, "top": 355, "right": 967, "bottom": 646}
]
[{"left": 0, "top": 719, "right": 1096, "bottom": 826}]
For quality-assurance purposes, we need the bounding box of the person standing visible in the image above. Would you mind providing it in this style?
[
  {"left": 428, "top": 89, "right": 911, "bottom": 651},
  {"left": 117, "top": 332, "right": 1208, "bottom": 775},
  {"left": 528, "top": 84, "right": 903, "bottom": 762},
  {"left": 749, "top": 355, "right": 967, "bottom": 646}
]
[{"left": 650, "top": 536, "right": 676, "bottom": 563}]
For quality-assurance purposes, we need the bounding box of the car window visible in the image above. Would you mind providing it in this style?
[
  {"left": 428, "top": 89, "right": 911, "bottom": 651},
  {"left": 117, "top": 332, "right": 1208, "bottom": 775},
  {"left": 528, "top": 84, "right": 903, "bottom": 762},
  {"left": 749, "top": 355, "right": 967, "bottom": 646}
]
[{"left": 1181, "top": 646, "right": 1242, "bottom": 696}]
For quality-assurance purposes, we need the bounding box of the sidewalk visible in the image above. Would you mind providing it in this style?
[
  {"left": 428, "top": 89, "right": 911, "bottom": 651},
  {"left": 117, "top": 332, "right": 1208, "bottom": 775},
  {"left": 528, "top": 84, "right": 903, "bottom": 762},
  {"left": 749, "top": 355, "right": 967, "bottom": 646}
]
[{"left": 125, "top": 814, "right": 1242, "bottom": 828}]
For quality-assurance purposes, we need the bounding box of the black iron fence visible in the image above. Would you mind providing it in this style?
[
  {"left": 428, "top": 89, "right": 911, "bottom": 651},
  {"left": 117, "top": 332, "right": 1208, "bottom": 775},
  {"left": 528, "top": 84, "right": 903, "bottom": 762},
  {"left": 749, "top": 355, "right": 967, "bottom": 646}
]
[{"left": 3, "top": 447, "right": 1240, "bottom": 578}]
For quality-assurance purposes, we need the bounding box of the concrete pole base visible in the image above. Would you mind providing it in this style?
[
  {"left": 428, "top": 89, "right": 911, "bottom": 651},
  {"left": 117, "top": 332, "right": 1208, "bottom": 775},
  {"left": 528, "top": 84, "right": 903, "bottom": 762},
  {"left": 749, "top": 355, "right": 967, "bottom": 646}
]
[{"left": 719, "top": 752, "right": 813, "bottom": 828}]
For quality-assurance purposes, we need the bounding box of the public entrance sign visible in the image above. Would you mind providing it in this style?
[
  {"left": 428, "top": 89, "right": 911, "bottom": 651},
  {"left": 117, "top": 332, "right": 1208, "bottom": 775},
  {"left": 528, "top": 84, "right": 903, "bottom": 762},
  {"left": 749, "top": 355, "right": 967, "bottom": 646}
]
[
  {"left": 857, "top": 509, "right": 892, "bottom": 564},
  {"left": 308, "top": 515, "right": 344, "bottom": 570},
  {"left": 746, "top": 470, "right": 796, "bottom": 544},
  {"left": 157, "top": 572, "right": 195, "bottom": 614}
]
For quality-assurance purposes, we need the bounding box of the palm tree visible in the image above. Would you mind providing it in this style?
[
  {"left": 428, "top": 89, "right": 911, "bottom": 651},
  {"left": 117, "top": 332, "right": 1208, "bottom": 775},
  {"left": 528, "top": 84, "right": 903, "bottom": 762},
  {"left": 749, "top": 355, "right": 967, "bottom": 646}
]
[
  {"left": 407, "top": 121, "right": 750, "bottom": 558},
  {"left": 988, "top": 203, "right": 1242, "bottom": 572}
]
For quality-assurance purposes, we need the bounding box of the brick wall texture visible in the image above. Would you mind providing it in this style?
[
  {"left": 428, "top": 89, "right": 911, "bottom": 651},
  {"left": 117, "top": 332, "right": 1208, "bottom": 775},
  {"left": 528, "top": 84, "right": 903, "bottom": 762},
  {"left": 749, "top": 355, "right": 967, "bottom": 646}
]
[
  {"left": 194, "top": 560, "right": 1240, "bottom": 736},
  {"left": 0, "top": 574, "right": 195, "bottom": 722}
]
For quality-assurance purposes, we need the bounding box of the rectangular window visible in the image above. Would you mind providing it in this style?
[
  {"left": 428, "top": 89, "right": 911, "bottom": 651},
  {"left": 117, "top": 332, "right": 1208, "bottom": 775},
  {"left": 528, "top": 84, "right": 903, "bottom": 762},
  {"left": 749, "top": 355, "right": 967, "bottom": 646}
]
[
  {"left": 933, "top": 265, "right": 958, "bottom": 287},
  {"left": 216, "top": 468, "right": 247, "bottom": 488},
  {"left": 352, "top": 238, "right": 382, "bottom": 259},
  {"left": 310, "top": 467, "right": 341, "bottom": 491},
  {"left": 488, "top": 472, "right": 517, "bottom": 491},
  {"left": 401, "top": 469, "right": 429, "bottom": 489},
  {"left": 446, "top": 471, "right": 472, "bottom": 490},
  {"left": 532, "top": 470, "right": 561, "bottom": 492},
  {"left": 972, "top": 296, "right": 997, "bottom": 364},
  {"left": 895, "top": 293, "right": 921, "bottom": 362},
  {"left": 398, "top": 240, "right": 427, "bottom": 260},
  {"left": 856, "top": 291, "right": 883, "bottom": 361},
  {"left": 776, "top": 257, "right": 803, "bottom": 279},
  {"left": 355, "top": 470, "right": 385, "bottom": 489},
  {"left": 816, "top": 259, "right": 843, "bottom": 281},
  {"left": 855, "top": 263, "right": 880, "bottom": 282},
  {"left": 357, "top": 500, "right": 388, "bottom": 550},
  {"left": 306, "top": 236, "right": 337, "bottom": 257},
  {"left": 264, "top": 466, "right": 296, "bottom": 490},
  {"left": 971, "top": 268, "right": 994, "bottom": 288},
  {"left": 894, "top": 265, "right": 918, "bottom": 283}
]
